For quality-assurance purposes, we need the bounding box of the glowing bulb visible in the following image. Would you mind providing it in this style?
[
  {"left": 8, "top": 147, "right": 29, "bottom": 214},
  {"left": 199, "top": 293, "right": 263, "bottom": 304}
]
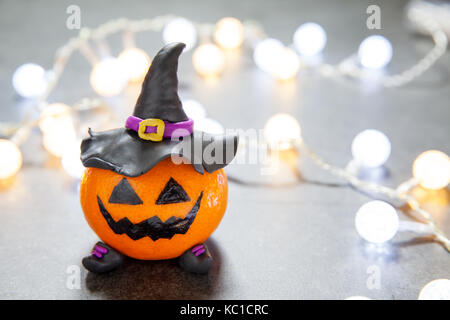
[
  {"left": 413, "top": 150, "right": 450, "bottom": 190},
  {"left": 182, "top": 99, "right": 207, "bottom": 121},
  {"left": 355, "top": 200, "right": 399, "bottom": 244},
  {"left": 194, "top": 118, "right": 224, "bottom": 135},
  {"left": 418, "top": 279, "right": 450, "bottom": 300},
  {"left": 117, "top": 48, "right": 151, "bottom": 82},
  {"left": 192, "top": 44, "right": 226, "bottom": 78},
  {"left": 264, "top": 113, "right": 302, "bottom": 150},
  {"left": 253, "top": 38, "right": 285, "bottom": 73},
  {"left": 351, "top": 129, "right": 391, "bottom": 168},
  {"left": 39, "top": 103, "right": 73, "bottom": 133},
  {"left": 0, "top": 139, "right": 23, "bottom": 180},
  {"left": 214, "top": 17, "right": 244, "bottom": 50},
  {"left": 12, "top": 63, "right": 48, "bottom": 98},
  {"left": 293, "top": 22, "right": 327, "bottom": 56},
  {"left": 61, "top": 140, "right": 84, "bottom": 179},
  {"left": 162, "top": 18, "right": 197, "bottom": 51},
  {"left": 90, "top": 57, "right": 128, "bottom": 97},
  {"left": 268, "top": 47, "right": 300, "bottom": 80},
  {"left": 358, "top": 35, "right": 393, "bottom": 69},
  {"left": 43, "top": 123, "right": 77, "bottom": 157}
]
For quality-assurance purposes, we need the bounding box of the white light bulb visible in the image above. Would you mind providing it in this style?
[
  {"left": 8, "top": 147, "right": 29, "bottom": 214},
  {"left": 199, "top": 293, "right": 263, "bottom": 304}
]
[
  {"left": 214, "top": 17, "right": 244, "bottom": 50},
  {"left": 61, "top": 140, "right": 84, "bottom": 179},
  {"left": 39, "top": 103, "right": 73, "bottom": 133},
  {"left": 194, "top": 118, "right": 224, "bottom": 135},
  {"left": 90, "top": 57, "right": 129, "bottom": 97},
  {"left": 264, "top": 113, "right": 302, "bottom": 150},
  {"left": 253, "top": 38, "right": 285, "bottom": 73},
  {"left": 192, "top": 44, "right": 226, "bottom": 78},
  {"left": 43, "top": 122, "right": 77, "bottom": 158},
  {"left": 358, "top": 35, "right": 393, "bottom": 69},
  {"left": 12, "top": 63, "right": 48, "bottom": 98},
  {"left": 418, "top": 279, "right": 450, "bottom": 300},
  {"left": 162, "top": 18, "right": 197, "bottom": 51},
  {"left": 0, "top": 139, "right": 23, "bottom": 180},
  {"left": 413, "top": 150, "right": 450, "bottom": 190},
  {"left": 293, "top": 22, "right": 327, "bottom": 56},
  {"left": 351, "top": 129, "right": 391, "bottom": 168},
  {"left": 355, "top": 200, "right": 399, "bottom": 244},
  {"left": 269, "top": 47, "right": 301, "bottom": 80},
  {"left": 182, "top": 99, "right": 207, "bottom": 121},
  {"left": 117, "top": 48, "right": 151, "bottom": 82}
]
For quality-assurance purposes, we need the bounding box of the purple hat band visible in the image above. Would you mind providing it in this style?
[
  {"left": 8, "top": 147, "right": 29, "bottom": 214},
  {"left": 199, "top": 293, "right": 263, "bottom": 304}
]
[{"left": 125, "top": 115, "right": 193, "bottom": 142}]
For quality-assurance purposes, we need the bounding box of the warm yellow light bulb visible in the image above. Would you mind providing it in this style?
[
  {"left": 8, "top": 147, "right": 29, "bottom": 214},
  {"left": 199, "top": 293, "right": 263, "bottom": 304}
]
[
  {"left": 413, "top": 150, "right": 450, "bottom": 190},
  {"left": 90, "top": 57, "right": 128, "bottom": 97},
  {"left": 269, "top": 48, "right": 300, "bottom": 80},
  {"left": 264, "top": 113, "right": 302, "bottom": 150},
  {"left": 43, "top": 123, "right": 77, "bottom": 158},
  {"left": 192, "top": 44, "right": 226, "bottom": 78},
  {"left": 0, "top": 139, "right": 23, "bottom": 180},
  {"left": 117, "top": 48, "right": 151, "bottom": 82},
  {"left": 214, "top": 17, "right": 244, "bottom": 50},
  {"left": 39, "top": 103, "right": 72, "bottom": 133}
]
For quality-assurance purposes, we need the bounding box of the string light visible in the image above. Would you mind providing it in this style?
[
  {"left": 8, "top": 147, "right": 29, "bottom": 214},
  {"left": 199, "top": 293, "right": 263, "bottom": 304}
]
[
  {"left": 418, "top": 279, "right": 450, "bottom": 300},
  {"left": 3, "top": 16, "right": 449, "bottom": 296},
  {"left": 90, "top": 57, "right": 129, "bottom": 97},
  {"left": 192, "top": 44, "right": 226, "bottom": 78},
  {"left": 39, "top": 103, "right": 73, "bottom": 133},
  {"left": 351, "top": 129, "right": 391, "bottom": 168},
  {"left": 412, "top": 150, "right": 450, "bottom": 190},
  {"left": 214, "top": 17, "right": 244, "bottom": 50},
  {"left": 12, "top": 63, "right": 48, "bottom": 98},
  {"left": 358, "top": 35, "right": 393, "bottom": 69},
  {"left": 61, "top": 140, "right": 84, "bottom": 179},
  {"left": 162, "top": 17, "right": 197, "bottom": 51},
  {"left": 182, "top": 99, "right": 207, "bottom": 121},
  {"left": 293, "top": 22, "right": 327, "bottom": 56},
  {"left": 355, "top": 200, "right": 399, "bottom": 244},
  {"left": 0, "top": 139, "right": 23, "bottom": 180},
  {"left": 264, "top": 113, "right": 302, "bottom": 150},
  {"left": 117, "top": 47, "right": 151, "bottom": 82}
]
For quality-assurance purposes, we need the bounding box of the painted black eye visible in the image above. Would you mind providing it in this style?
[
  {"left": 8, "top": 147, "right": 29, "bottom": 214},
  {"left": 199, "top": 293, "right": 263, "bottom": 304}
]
[
  {"left": 156, "top": 178, "right": 190, "bottom": 205},
  {"left": 109, "top": 178, "right": 143, "bottom": 205}
]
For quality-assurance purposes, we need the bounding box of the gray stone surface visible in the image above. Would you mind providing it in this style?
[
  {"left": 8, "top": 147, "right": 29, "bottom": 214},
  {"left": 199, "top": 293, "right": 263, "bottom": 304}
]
[{"left": 0, "top": 0, "right": 449, "bottom": 299}]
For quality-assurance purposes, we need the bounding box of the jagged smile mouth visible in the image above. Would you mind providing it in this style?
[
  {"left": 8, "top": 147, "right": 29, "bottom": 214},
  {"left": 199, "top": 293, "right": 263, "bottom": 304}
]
[{"left": 96, "top": 192, "right": 203, "bottom": 241}]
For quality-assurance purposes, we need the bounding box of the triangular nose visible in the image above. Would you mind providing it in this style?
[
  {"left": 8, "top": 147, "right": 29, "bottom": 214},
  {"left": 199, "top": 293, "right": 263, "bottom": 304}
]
[{"left": 133, "top": 42, "right": 188, "bottom": 123}]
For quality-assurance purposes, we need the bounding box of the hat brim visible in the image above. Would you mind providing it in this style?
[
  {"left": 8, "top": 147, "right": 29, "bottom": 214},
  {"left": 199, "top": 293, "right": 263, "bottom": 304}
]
[{"left": 81, "top": 128, "right": 239, "bottom": 177}]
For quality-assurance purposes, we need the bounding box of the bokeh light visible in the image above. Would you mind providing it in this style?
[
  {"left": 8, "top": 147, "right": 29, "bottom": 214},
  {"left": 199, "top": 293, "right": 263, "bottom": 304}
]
[
  {"left": 351, "top": 129, "right": 391, "bottom": 168},
  {"left": 293, "top": 22, "right": 327, "bottom": 56},
  {"left": 264, "top": 113, "right": 302, "bottom": 150},
  {"left": 413, "top": 150, "right": 450, "bottom": 190},
  {"left": 90, "top": 57, "right": 129, "bottom": 97},
  {"left": 117, "top": 47, "right": 151, "bottom": 82},
  {"left": 0, "top": 139, "right": 23, "bottom": 180},
  {"left": 358, "top": 35, "right": 393, "bottom": 69},
  {"left": 162, "top": 17, "right": 197, "bottom": 51},
  {"left": 61, "top": 140, "right": 84, "bottom": 179},
  {"left": 192, "top": 44, "right": 226, "bottom": 78},
  {"left": 182, "top": 99, "right": 207, "bottom": 121},
  {"left": 39, "top": 103, "right": 73, "bottom": 134},
  {"left": 418, "top": 279, "right": 450, "bottom": 300},
  {"left": 12, "top": 63, "right": 48, "bottom": 98},
  {"left": 214, "top": 17, "right": 244, "bottom": 50},
  {"left": 355, "top": 200, "right": 399, "bottom": 244}
]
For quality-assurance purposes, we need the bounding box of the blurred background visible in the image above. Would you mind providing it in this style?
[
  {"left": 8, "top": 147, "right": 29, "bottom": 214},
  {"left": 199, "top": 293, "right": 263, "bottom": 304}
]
[{"left": 0, "top": 0, "right": 449, "bottom": 299}]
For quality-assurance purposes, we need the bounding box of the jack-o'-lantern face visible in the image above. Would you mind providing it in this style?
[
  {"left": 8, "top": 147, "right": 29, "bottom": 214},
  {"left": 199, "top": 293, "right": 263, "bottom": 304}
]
[{"left": 80, "top": 158, "right": 228, "bottom": 260}]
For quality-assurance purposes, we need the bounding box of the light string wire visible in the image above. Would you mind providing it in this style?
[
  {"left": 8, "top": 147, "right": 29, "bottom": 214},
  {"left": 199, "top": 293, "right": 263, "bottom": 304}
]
[{"left": 1, "top": 15, "right": 448, "bottom": 252}]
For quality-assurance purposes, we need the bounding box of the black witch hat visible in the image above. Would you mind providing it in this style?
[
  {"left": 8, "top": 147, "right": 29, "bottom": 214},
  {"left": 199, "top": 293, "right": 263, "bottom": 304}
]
[{"left": 81, "top": 42, "right": 238, "bottom": 177}]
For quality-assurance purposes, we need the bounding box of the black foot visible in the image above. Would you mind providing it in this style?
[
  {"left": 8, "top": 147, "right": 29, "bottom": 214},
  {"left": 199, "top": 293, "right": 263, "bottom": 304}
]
[
  {"left": 178, "top": 243, "right": 212, "bottom": 274},
  {"left": 82, "top": 242, "right": 124, "bottom": 273}
]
